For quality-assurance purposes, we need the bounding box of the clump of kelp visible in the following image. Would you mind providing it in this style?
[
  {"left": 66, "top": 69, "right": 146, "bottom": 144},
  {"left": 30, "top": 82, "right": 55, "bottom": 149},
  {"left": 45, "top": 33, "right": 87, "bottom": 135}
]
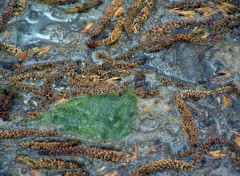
[
  {"left": 1, "top": 128, "right": 130, "bottom": 175},
  {"left": 0, "top": 0, "right": 240, "bottom": 175},
  {"left": 3, "top": 57, "right": 152, "bottom": 119},
  {"left": 86, "top": 0, "right": 239, "bottom": 60}
]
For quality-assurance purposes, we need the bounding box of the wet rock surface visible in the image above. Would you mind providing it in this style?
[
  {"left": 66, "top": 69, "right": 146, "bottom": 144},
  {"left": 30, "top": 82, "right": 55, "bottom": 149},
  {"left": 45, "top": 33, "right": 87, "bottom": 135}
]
[{"left": 0, "top": 0, "right": 240, "bottom": 176}]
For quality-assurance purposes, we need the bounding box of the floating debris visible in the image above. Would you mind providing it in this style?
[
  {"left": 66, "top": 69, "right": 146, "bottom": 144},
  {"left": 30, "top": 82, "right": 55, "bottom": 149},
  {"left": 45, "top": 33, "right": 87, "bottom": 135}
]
[
  {"left": 209, "top": 150, "right": 228, "bottom": 157},
  {"left": 33, "top": 46, "right": 52, "bottom": 58},
  {"left": 103, "top": 171, "right": 118, "bottom": 176},
  {"left": 96, "top": 166, "right": 106, "bottom": 173},
  {"left": 80, "top": 21, "right": 95, "bottom": 33},
  {"left": 133, "top": 142, "right": 140, "bottom": 161}
]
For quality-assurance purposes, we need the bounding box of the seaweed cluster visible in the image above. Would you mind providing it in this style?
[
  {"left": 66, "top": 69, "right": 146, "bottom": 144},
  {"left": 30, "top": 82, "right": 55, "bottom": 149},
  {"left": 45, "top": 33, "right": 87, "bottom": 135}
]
[
  {"left": 86, "top": 0, "right": 239, "bottom": 61},
  {"left": 2, "top": 56, "right": 150, "bottom": 119},
  {"left": 174, "top": 85, "right": 239, "bottom": 157},
  {"left": 0, "top": 0, "right": 240, "bottom": 175},
  {"left": 130, "top": 137, "right": 240, "bottom": 175},
  {"left": 164, "top": 0, "right": 238, "bottom": 16},
  {"left": 0, "top": 130, "right": 89, "bottom": 175},
  {"left": 128, "top": 85, "right": 240, "bottom": 175},
  {"left": 0, "top": 128, "right": 131, "bottom": 175}
]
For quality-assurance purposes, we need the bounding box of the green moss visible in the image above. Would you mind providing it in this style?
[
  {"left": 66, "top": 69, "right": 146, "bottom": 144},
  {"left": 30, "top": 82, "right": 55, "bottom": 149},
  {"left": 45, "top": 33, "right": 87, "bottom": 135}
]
[{"left": 30, "top": 90, "right": 137, "bottom": 140}]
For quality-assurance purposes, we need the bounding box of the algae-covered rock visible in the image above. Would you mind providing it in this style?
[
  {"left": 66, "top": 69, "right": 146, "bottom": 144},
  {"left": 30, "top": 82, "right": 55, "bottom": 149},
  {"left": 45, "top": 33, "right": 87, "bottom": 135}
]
[{"left": 30, "top": 90, "right": 137, "bottom": 140}]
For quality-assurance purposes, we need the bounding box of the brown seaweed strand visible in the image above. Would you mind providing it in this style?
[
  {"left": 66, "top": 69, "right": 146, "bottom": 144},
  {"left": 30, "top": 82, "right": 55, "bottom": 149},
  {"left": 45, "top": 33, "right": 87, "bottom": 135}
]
[
  {"left": 9, "top": 62, "right": 68, "bottom": 96},
  {"left": 114, "top": 44, "right": 145, "bottom": 60},
  {"left": 133, "top": 86, "right": 160, "bottom": 98},
  {"left": 130, "top": 137, "right": 240, "bottom": 176},
  {"left": 95, "top": 52, "right": 144, "bottom": 69},
  {"left": 0, "top": 41, "right": 29, "bottom": 62},
  {"left": 124, "top": 0, "right": 144, "bottom": 37},
  {"left": 0, "top": 129, "right": 59, "bottom": 139},
  {"left": 175, "top": 85, "right": 238, "bottom": 157},
  {"left": 113, "top": 22, "right": 207, "bottom": 60},
  {"left": 0, "top": 41, "right": 22, "bottom": 57},
  {"left": 79, "top": 59, "right": 142, "bottom": 76},
  {"left": 13, "top": 0, "right": 27, "bottom": 17},
  {"left": 103, "top": 59, "right": 143, "bottom": 70},
  {"left": 190, "top": 137, "right": 240, "bottom": 166},
  {"left": 65, "top": 0, "right": 103, "bottom": 13},
  {"left": 211, "top": 18, "right": 231, "bottom": 43},
  {"left": 20, "top": 140, "right": 80, "bottom": 150},
  {"left": 10, "top": 68, "right": 53, "bottom": 83},
  {"left": 0, "top": 0, "right": 15, "bottom": 31},
  {"left": 25, "top": 109, "right": 46, "bottom": 119},
  {"left": 158, "top": 76, "right": 194, "bottom": 89},
  {"left": 16, "top": 154, "right": 80, "bottom": 169},
  {"left": 62, "top": 171, "right": 89, "bottom": 176},
  {"left": 164, "top": 0, "right": 208, "bottom": 9},
  {"left": 86, "top": 9, "right": 125, "bottom": 48},
  {"left": 131, "top": 0, "right": 156, "bottom": 34},
  {"left": 147, "top": 29, "right": 207, "bottom": 52},
  {"left": 89, "top": 0, "right": 123, "bottom": 37},
  {"left": 13, "top": 84, "right": 41, "bottom": 94},
  {"left": 12, "top": 60, "right": 68, "bottom": 73},
  {"left": 40, "top": 146, "right": 129, "bottom": 162},
  {"left": 179, "top": 85, "right": 238, "bottom": 99},
  {"left": 95, "top": 35, "right": 162, "bottom": 60},
  {"left": 143, "top": 16, "right": 213, "bottom": 39},
  {"left": 37, "top": 0, "right": 78, "bottom": 5},
  {"left": 211, "top": 14, "right": 240, "bottom": 43},
  {"left": 174, "top": 95, "right": 198, "bottom": 157},
  {"left": 129, "top": 159, "right": 193, "bottom": 176},
  {"left": 0, "top": 88, "right": 16, "bottom": 121},
  {"left": 116, "top": 32, "right": 172, "bottom": 60},
  {"left": 55, "top": 81, "right": 130, "bottom": 99},
  {"left": 229, "top": 152, "right": 240, "bottom": 165},
  {"left": 41, "top": 64, "right": 76, "bottom": 99}
]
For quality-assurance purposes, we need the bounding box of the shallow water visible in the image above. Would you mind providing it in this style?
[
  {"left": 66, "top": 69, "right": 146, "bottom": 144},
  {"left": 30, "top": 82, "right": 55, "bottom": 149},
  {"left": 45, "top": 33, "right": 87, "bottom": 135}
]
[{"left": 0, "top": 0, "right": 240, "bottom": 176}]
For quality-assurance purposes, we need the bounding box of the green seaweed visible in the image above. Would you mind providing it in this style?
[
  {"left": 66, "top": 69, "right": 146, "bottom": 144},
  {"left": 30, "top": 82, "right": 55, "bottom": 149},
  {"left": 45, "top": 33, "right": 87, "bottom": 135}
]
[{"left": 29, "top": 90, "right": 137, "bottom": 140}]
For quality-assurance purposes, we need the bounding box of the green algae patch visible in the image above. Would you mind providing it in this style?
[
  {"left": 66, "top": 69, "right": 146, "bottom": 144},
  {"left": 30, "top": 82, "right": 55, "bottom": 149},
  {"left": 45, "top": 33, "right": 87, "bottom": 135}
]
[{"left": 30, "top": 90, "right": 137, "bottom": 140}]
